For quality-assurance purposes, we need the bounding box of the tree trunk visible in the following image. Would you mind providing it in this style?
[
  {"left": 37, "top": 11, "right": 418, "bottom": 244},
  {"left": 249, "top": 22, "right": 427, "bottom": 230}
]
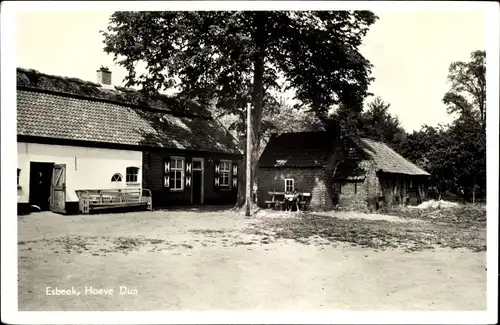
[
  {"left": 248, "top": 14, "right": 266, "bottom": 209},
  {"left": 234, "top": 131, "right": 248, "bottom": 208}
]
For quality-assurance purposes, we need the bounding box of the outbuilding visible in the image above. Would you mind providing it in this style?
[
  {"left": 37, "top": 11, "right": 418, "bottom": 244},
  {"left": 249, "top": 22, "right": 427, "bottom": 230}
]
[{"left": 257, "top": 130, "right": 430, "bottom": 211}]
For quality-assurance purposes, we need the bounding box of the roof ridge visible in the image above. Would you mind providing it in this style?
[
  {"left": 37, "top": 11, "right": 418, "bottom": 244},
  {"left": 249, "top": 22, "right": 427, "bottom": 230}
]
[{"left": 16, "top": 67, "right": 212, "bottom": 119}]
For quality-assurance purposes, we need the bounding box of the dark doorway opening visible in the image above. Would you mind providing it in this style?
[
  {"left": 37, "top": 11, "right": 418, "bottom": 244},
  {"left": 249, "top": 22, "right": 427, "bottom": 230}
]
[
  {"left": 192, "top": 170, "right": 203, "bottom": 205},
  {"left": 29, "top": 162, "right": 54, "bottom": 211}
]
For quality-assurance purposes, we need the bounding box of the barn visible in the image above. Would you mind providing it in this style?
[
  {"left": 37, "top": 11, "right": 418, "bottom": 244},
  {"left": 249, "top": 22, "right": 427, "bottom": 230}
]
[
  {"left": 17, "top": 67, "right": 242, "bottom": 214},
  {"left": 257, "top": 130, "right": 430, "bottom": 211}
]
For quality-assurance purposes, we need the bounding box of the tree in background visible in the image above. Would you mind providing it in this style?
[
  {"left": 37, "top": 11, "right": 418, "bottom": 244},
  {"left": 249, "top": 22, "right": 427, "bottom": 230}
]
[
  {"left": 101, "top": 11, "right": 378, "bottom": 206},
  {"left": 443, "top": 50, "right": 486, "bottom": 126},
  {"left": 360, "top": 96, "right": 407, "bottom": 152}
]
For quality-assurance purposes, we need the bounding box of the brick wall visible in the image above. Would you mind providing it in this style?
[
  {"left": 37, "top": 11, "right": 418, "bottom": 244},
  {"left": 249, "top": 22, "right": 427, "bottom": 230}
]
[
  {"left": 257, "top": 167, "right": 333, "bottom": 211},
  {"left": 143, "top": 150, "right": 241, "bottom": 208}
]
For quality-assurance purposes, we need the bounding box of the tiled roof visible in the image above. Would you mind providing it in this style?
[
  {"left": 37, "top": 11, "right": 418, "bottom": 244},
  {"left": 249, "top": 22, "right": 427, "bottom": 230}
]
[
  {"left": 257, "top": 132, "right": 336, "bottom": 168},
  {"left": 359, "top": 138, "right": 430, "bottom": 176},
  {"left": 16, "top": 69, "right": 242, "bottom": 155}
]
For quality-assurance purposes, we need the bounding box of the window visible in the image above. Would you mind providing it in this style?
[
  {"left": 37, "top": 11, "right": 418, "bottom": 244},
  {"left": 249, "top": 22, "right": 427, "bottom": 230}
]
[
  {"left": 354, "top": 182, "right": 357, "bottom": 194},
  {"left": 220, "top": 160, "right": 231, "bottom": 187},
  {"left": 285, "top": 179, "right": 294, "bottom": 192},
  {"left": 126, "top": 167, "right": 139, "bottom": 183},
  {"left": 17, "top": 168, "right": 20, "bottom": 186},
  {"left": 171, "top": 157, "right": 184, "bottom": 190},
  {"left": 111, "top": 173, "right": 123, "bottom": 182}
]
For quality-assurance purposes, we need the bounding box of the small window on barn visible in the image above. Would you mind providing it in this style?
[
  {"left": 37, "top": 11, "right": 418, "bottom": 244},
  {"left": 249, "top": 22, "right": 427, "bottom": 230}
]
[
  {"left": 111, "top": 173, "right": 123, "bottom": 182},
  {"left": 17, "top": 168, "right": 21, "bottom": 186},
  {"left": 285, "top": 179, "right": 294, "bottom": 192},
  {"left": 126, "top": 167, "right": 139, "bottom": 183},
  {"left": 354, "top": 182, "right": 357, "bottom": 194}
]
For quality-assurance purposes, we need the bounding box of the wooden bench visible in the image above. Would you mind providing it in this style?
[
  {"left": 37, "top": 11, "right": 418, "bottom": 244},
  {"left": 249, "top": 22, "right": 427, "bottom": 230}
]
[
  {"left": 265, "top": 190, "right": 285, "bottom": 210},
  {"left": 265, "top": 200, "right": 284, "bottom": 210},
  {"left": 76, "top": 188, "right": 152, "bottom": 214}
]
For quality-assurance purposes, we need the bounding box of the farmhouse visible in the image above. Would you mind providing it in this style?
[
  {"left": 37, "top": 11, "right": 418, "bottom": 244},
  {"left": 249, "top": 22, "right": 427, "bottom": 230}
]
[
  {"left": 257, "top": 130, "right": 430, "bottom": 211},
  {"left": 17, "top": 67, "right": 242, "bottom": 214}
]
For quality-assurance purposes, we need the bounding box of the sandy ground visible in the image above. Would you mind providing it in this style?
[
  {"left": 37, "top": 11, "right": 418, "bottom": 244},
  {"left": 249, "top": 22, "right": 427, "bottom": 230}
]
[{"left": 18, "top": 208, "right": 486, "bottom": 311}]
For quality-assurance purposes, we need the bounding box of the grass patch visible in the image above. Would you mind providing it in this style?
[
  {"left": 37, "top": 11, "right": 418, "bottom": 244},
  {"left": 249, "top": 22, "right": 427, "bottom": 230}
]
[
  {"left": 256, "top": 212, "right": 485, "bottom": 252},
  {"left": 113, "top": 237, "right": 144, "bottom": 251},
  {"left": 382, "top": 204, "right": 486, "bottom": 225}
]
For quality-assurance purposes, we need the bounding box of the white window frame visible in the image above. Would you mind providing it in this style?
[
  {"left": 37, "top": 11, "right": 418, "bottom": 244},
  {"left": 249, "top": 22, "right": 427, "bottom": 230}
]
[
  {"left": 171, "top": 157, "right": 185, "bottom": 191},
  {"left": 125, "top": 167, "right": 139, "bottom": 184},
  {"left": 220, "top": 160, "right": 231, "bottom": 187},
  {"left": 285, "top": 178, "right": 294, "bottom": 192}
]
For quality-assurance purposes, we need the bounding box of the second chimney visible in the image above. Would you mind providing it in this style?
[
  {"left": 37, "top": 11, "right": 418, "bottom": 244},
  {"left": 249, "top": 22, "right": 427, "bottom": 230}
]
[{"left": 96, "top": 66, "right": 112, "bottom": 85}]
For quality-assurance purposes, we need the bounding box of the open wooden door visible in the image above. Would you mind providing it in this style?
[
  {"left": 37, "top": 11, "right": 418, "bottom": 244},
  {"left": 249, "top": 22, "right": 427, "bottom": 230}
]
[{"left": 51, "top": 164, "right": 66, "bottom": 214}]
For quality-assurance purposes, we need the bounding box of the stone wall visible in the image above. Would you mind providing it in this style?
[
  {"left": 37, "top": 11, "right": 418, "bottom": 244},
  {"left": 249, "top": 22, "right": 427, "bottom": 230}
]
[{"left": 336, "top": 160, "right": 381, "bottom": 211}]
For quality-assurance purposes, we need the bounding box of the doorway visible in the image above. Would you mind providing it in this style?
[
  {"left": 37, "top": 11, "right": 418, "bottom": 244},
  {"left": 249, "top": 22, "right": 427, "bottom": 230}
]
[
  {"left": 192, "top": 158, "right": 204, "bottom": 205},
  {"left": 29, "top": 162, "right": 54, "bottom": 211}
]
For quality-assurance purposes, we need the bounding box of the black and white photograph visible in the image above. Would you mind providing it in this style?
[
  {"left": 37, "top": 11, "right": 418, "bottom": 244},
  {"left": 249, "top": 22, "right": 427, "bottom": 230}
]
[{"left": 1, "top": 1, "right": 498, "bottom": 324}]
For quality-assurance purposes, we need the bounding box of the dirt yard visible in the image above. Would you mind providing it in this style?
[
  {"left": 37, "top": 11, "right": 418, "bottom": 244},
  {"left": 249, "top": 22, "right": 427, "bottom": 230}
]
[{"left": 18, "top": 207, "right": 486, "bottom": 311}]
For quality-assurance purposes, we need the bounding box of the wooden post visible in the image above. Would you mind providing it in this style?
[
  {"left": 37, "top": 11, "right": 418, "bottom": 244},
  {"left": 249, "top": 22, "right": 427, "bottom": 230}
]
[{"left": 245, "top": 103, "right": 252, "bottom": 217}]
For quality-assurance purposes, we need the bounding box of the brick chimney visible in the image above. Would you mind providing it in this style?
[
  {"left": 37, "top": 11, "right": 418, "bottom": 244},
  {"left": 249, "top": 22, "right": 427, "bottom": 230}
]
[{"left": 96, "top": 66, "right": 112, "bottom": 86}]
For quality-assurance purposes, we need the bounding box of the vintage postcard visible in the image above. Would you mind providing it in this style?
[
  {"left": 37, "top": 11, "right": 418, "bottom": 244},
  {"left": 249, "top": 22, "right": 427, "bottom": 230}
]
[{"left": 1, "top": 1, "right": 498, "bottom": 324}]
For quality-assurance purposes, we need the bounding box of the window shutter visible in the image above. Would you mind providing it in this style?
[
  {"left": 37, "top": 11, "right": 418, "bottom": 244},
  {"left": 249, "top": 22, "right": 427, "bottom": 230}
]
[
  {"left": 185, "top": 161, "right": 192, "bottom": 187},
  {"left": 164, "top": 158, "right": 171, "bottom": 189},
  {"left": 232, "top": 162, "right": 238, "bottom": 189},
  {"left": 214, "top": 160, "right": 220, "bottom": 191}
]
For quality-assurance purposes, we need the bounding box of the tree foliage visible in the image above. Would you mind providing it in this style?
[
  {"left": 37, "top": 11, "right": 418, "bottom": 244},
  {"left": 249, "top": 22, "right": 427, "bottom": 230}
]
[
  {"left": 443, "top": 50, "right": 486, "bottom": 125},
  {"left": 360, "top": 96, "right": 407, "bottom": 152},
  {"left": 399, "top": 50, "right": 487, "bottom": 201}
]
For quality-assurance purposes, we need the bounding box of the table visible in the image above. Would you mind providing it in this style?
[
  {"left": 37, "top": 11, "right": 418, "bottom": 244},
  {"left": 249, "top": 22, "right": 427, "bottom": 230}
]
[{"left": 265, "top": 191, "right": 311, "bottom": 211}]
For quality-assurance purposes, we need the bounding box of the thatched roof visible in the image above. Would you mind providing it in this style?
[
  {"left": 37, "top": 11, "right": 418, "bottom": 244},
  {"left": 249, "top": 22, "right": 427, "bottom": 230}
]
[
  {"left": 359, "top": 138, "right": 430, "bottom": 176},
  {"left": 16, "top": 68, "right": 211, "bottom": 118},
  {"left": 257, "top": 131, "right": 337, "bottom": 168},
  {"left": 258, "top": 131, "right": 430, "bottom": 177}
]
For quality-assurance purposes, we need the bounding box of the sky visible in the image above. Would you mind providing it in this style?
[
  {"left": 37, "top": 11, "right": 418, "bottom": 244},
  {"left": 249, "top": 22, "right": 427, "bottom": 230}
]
[{"left": 15, "top": 9, "right": 486, "bottom": 132}]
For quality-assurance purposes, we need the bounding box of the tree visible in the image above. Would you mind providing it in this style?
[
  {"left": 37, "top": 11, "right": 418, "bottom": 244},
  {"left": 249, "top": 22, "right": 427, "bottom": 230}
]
[
  {"left": 102, "top": 11, "right": 378, "bottom": 206},
  {"left": 442, "top": 50, "right": 486, "bottom": 201},
  {"left": 360, "top": 96, "right": 407, "bottom": 152},
  {"left": 396, "top": 50, "right": 487, "bottom": 202},
  {"left": 443, "top": 50, "right": 486, "bottom": 125}
]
